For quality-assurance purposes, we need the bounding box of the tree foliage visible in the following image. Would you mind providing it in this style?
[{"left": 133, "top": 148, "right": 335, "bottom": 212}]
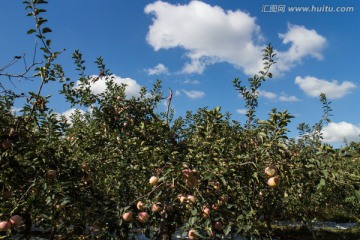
[{"left": 1, "top": 1, "right": 359, "bottom": 239}]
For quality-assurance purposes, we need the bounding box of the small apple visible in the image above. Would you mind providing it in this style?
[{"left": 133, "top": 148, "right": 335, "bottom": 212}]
[
  {"left": 151, "top": 202, "right": 163, "bottom": 213},
  {"left": 2, "top": 190, "right": 12, "bottom": 199},
  {"left": 213, "top": 182, "right": 221, "bottom": 190},
  {"left": 188, "top": 229, "right": 198, "bottom": 239},
  {"left": 187, "top": 195, "right": 196, "bottom": 204},
  {"left": 178, "top": 194, "right": 187, "bottom": 203},
  {"left": 136, "top": 201, "right": 145, "bottom": 210},
  {"left": 149, "top": 176, "right": 159, "bottom": 186},
  {"left": 81, "top": 162, "right": 90, "bottom": 172},
  {"left": 267, "top": 176, "right": 280, "bottom": 188},
  {"left": 214, "top": 221, "right": 223, "bottom": 231},
  {"left": 0, "top": 221, "right": 11, "bottom": 231},
  {"left": 137, "top": 212, "right": 149, "bottom": 223},
  {"left": 56, "top": 204, "right": 65, "bottom": 210},
  {"left": 211, "top": 204, "right": 219, "bottom": 211},
  {"left": 9, "top": 215, "right": 24, "bottom": 227},
  {"left": 202, "top": 207, "right": 211, "bottom": 218},
  {"left": 1, "top": 138, "right": 11, "bottom": 150},
  {"left": 264, "top": 166, "right": 278, "bottom": 177},
  {"left": 122, "top": 212, "right": 133, "bottom": 221},
  {"left": 218, "top": 195, "right": 228, "bottom": 205},
  {"left": 46, "top": 170, "right": 57, "bottom": 180},
  {"left": 92, "top": 223, "right": 101, "bottom": 232}
]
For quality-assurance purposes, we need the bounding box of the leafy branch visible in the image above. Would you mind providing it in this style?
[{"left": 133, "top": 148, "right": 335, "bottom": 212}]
[{"left": 233, "top": 44, "right": 276, "bottom": 129}]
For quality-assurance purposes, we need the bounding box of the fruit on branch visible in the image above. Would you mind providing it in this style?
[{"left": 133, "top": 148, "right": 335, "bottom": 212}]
[
  {"left": 9, "top": 215, "right": 23, "bottom": 227},
  {"left": 149, "top": 176, "right": 159, "bottom": 186},
  {"left": 151, "top": 202, "right": 163, "bottom": 213},
  {"left": 0, "top": 221, "right": 11, "bottom": 231},
  {"left": 214, "top": 221, "right": 223, "bottom": 231},
  {"left": 136, "top": 201, "right": 145, "bottom": 210},
  {"left": 267, "top": 176, "right": 280, "bottom": 188},
  {"left": 187, "top": 195, "right": 196, "bottom": 204},
  {"left": 46, "top": 170, "right": 57, "bottom": 180},
  {"left": 202, "top": 207, "right": 211, "bottom": 218},
  {"left": 178, "top": 194, "right": 187, "bottom": 203},
  {"left": 1, "top": 138, "right": 11, "bottom": 150},
  {"left": 264, "top": 166, "right": 278, "bottom": 177},
  {"left": 137, "top": 212, "right": 149, "bottom": 223},
  {"left": 188, "top": 229, "right": 198, "bottom": 239},
  {"left": 81, "top": 162, "right": 90, "bottom": 172},
  {"left": 182, "top": 169, "right": 198, "bottom": 188},
  {"left": 122, "top": 212, "right": 133, "bottom": 222}
]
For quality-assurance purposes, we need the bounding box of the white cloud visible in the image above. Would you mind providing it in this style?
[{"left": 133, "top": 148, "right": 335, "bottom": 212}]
[
  {"left": 322, "top": 122, "right": 360, "bottom": 143},
  {"left": 257, "top": 90, "right": 299, "bottom": 102},
  {"left": 182, "top": 90, "right": 205, "bottom": 99},
  {"left": 145, "top": 0, "right": 263, "bottom": 75},
  {"left": 183, "top": 79, "right": 200, "bottom": 85},
  {"left": 145, "top": 63, "right": 169, "bottom": 75},
  {"left": 258, "top": 90, "right": 277, "bottom": 100},
  {"left": 236, "top": 109, "right": 247, "bottom": 114},
  {"left": 279, "top": 94, "right": 300, "bottom": 102},
  {"left": 77, "top": 75, "right": 142, "bottom": 99},
  {"left": 275, "top": 24, "right": 327, "bottom": 73},
  {"left": 145, "top": 1, "right": 327, "bottom": 76},
  {"left": 295, "top": 76, "right": 356, "bottom": 99}
]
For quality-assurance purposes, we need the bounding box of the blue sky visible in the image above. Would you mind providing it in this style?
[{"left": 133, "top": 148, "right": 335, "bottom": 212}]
[{"left": 1, "top": 0, "right": 359, "bottom": 147}]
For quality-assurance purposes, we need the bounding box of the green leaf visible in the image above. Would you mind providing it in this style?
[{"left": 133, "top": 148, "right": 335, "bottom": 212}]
[
  {"left": 27, "top": 29, "right": 36, "bottom": 34},
  {"left": 42, "top": 27, "right": 52, "bottom": 34},
  {"left": 317, "top": 178, "right": 326, "bottom": 190}
]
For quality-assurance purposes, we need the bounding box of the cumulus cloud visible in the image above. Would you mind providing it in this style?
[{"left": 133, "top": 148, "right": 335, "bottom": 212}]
[
  {"left": 278, "top": 94, "right": 300, "bottom": 102},
  {"left": 275, "top": 24, "right": 327, "bottom": 73},
  {"left": 145, "top": 63, "right": 169, "bottom": 75},
  {"left": 145, "top": 1, "right": 327, "bottom": 76},
  {"left": 236, "top": 109, "right": 247, "bottom": 114},
  {"left": 182, "top": 90, "right": 205, "bottom": 99},
  {"left": 183, "top": 79, "right": 200, "bottom": 85},
  {"left": 257, "top": 90, "right": 299, "bottom": 102},
  {"left": 145, "top": 0, "right": 263, "bottom": 75},
  {"left": 322, "top": 122, "right": 360, "bottom": 143},
  {"left": 258, "top": 90, "right": 277, "bottom": 100},
  {"left": 77, "top": 75, "right": 142, "bottom": 99},
  {"left": 295, "top": 76, "right": 356, "bottom": 99}
]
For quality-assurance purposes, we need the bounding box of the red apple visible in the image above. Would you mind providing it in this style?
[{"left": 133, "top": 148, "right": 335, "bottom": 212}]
[
  {"left": 2, "top": 190, "right": 12, "bottom": 199},
  {"left": 187, "top": 195, "right": 196, "bottom": 204},
  {"left": 46, "top": 170, "right": 57, "bottom": 180},
  {"left": 136, "top": 201, "right": 145, "bottom": 210},
  {"left": 0, "top": 221, "right": 11, "bottom": 231},
  {"left": 1, "top": 138, "right": 11, "bottom": 150},
  {"left": 214, "top": 221, "right": 223, "bottom": 231},
  {"left": 203, "top": 207, "right": 211, "bottom": 218},
  {"left": 264, "top": 166, "right": 278, "bottom": 177},
  {"left": 81, "top": 162, "right": 90, "bottom": 172},
  {"left": 9, "top": 215, "right": 23, "bottom": 227},
  {"left": 212, "top": 204, "right": 219, "bottom": 211},
  {"left": 188, "top": 229, "right": 197, "bottom": 239},
  {"left": 137, "top": 212, "right": 149, "bottom": 223},
  {"left": 122, "top": 212, "right": 133, "bottom": 221},
  {"left": 178, "top": 194, "right": 187, "bottom": 203},
  {"left": 151, "top": 202, "right": 163, "bottom": 213},
  {"left": 149, "top": 176, "right": 159, "bottom": 186},
  {"left": 267, "top": 176, "right": 280, "bottom": 188}
]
